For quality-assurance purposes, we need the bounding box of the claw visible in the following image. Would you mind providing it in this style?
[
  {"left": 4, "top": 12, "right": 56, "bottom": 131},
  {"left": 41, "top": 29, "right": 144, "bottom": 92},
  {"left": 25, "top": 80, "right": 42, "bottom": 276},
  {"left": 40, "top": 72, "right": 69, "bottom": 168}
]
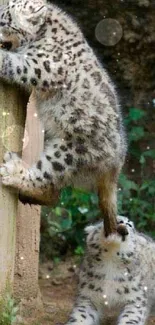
[
  {"left": 0, "top": 166, "right": 8, "bottom": 176},
  {"left": 1, "top": 176, "right": 13, "bottom": 186},
  {"left": 3, "top": 151, "right": 19, "bottom": 163}
]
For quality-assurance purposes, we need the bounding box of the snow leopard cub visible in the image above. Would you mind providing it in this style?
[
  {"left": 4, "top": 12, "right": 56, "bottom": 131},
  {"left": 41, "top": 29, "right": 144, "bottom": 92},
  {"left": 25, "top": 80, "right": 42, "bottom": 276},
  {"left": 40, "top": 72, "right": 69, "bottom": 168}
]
[
  {"left": 65, "top": 216, "right": 155, "bottom": 325},
  {"left": 0, "top": 0, "right": 126, "bottom": 229}
]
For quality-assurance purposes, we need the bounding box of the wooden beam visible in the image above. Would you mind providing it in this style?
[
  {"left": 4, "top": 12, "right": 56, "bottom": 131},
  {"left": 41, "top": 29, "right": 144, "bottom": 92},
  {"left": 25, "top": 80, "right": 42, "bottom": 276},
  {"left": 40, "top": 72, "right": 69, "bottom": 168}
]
[
  {"left": 13, "top": 92, "right": 44, "bottom": 315},
  {"left": 0, "top": 80, "right": 27, "bottom": 295}
]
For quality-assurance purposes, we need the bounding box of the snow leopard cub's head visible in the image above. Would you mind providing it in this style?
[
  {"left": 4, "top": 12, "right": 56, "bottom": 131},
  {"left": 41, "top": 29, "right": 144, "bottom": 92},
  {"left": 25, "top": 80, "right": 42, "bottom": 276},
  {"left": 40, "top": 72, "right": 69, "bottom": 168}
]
[
  {"left": 85, "top": 216, "right": 136, "bottom": 263},
  {"left": 0, "top": 0, "right": 47, "bottom": 50}
]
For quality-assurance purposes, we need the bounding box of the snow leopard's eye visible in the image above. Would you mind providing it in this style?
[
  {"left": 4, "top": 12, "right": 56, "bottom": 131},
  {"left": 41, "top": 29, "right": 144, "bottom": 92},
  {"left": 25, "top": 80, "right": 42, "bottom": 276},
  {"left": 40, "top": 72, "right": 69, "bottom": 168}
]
[{"left": 126, "top": 223, "right": 132, "bottom": 228}]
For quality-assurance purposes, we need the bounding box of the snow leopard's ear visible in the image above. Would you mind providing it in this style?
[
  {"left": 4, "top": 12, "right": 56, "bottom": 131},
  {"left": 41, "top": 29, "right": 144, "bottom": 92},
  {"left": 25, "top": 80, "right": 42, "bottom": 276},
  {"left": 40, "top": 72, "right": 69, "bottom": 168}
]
[
  {"left": 9, "top": 0, "right": 47, "bottom": 34},
  {"left": 84, "top": 225, "right": 96, "bottom": 235},
  {"left": 85, "top": 222, "right": 102, "bottom": 235}
]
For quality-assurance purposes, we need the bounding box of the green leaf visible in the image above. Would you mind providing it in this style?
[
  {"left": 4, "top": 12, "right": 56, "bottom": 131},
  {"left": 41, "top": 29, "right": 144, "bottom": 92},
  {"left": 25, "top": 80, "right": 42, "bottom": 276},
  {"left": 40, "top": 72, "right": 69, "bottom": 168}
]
[
  {"left": 85, "top": 209, "right": 100, "bottom": 221},
  {"left": 74, "top": 245, "right": 84, "bottom": 255},
  {"left": 128, "top": 108, "right": 146, "bottom": 121},
  {"left": 60, "top": 187, "right": 72, "bottom": 203},
  {"left": 78, "top": 207, "right": 89, "bottom": 214},
  {"left": 60, "top": 216, "right": 72, "bottom": 231},
  {"left": 54, "top": 207, "right": 64, "bottom": 217},
  {"left": 129, "top": 145, "right": 141, "bottom": 158},
  {"left": 119, "top": 174, "right": 138, "bottom": 191},
  {"left": 148, "top": 186, "right": 155, "bottom": 195},
  {"left": 140, "top": 181, "right": 150, "bottom": 190},
  {"left": 143, "top": 149, "right": 155, "bottom": 158},
  {"left": 139, "top": 155, "right": 145, "bottom": 164},
  {"left": 137, "top": 220, "right": 147, "bottom": 227},
  {"left": 74, "top": 228, "right": 85, "bottom": 246},
  {"left": 129, "top": 126, "right": 145, "bottom": 142}
]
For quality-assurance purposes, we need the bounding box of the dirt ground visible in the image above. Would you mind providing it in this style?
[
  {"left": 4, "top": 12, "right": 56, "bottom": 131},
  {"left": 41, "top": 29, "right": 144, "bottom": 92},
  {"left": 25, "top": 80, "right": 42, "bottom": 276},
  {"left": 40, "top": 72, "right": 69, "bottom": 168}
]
[
  {"left": 22, "top": 258, "right": 155, "bottom": 325},
  {"left": 39, "top": 258, "right": 78, "bottom": 325}
]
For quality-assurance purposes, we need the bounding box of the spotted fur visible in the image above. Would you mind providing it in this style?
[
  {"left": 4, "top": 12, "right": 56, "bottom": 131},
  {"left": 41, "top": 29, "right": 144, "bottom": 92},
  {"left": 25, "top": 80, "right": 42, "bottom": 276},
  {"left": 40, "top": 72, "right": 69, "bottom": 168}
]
[
  {"left": 65, "top": 216, "right": 154, "bottom": 325},
  {"left": 0, "top": 1, "right": 126, "bottom": 221}
]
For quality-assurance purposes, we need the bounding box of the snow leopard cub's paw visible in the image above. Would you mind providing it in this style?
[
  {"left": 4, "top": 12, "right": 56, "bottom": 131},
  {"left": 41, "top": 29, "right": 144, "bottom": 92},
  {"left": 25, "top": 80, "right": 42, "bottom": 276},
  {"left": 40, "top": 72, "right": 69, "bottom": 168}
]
[{"left": 0, "top": 151, "right": 26, "bottom": 187}]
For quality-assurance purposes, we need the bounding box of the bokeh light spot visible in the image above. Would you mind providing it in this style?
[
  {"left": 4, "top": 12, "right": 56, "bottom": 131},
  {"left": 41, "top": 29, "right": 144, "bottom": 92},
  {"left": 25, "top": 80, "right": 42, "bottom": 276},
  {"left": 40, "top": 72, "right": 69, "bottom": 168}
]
[{"left": 95, "top": 18, "right": 123, "bottom": 46}]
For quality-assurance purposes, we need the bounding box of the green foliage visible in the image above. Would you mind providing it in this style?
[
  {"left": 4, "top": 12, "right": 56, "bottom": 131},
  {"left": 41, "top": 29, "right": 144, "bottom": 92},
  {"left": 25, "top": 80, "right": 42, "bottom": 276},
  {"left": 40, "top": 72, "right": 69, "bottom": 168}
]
[
  {"left": 41, "top": 189, "right": 100, "bottom": 259},
  {"left": 40, "top": 106, "right": 155, "bottom": 258},
  {"left": 118, "top": 175, "right": 155, "bottom": 232},
  {"left": 0, "top": 294, "right": 18, "bottom": 325},
  {"left": 119, "top": 107, "right": 155, "bottom": 235}
]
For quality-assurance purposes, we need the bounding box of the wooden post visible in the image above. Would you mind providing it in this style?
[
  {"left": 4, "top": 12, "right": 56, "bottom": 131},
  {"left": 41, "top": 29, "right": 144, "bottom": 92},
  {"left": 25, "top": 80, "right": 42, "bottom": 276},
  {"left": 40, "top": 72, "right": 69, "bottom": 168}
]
[
  {"left": 0, "top": 87, "right": 43, "bottom": 317},
  {"left": 0, "top": 0, "right": 44, "bottom": 312},
  {"left": 13, "top": 92, "right": 44, "bottom": 316},
  {"left": 0, "top": 81, "right": 27, "bottom": 295},
  {"left": 0, "top": 0, "right": 58, "bottom": 315}
]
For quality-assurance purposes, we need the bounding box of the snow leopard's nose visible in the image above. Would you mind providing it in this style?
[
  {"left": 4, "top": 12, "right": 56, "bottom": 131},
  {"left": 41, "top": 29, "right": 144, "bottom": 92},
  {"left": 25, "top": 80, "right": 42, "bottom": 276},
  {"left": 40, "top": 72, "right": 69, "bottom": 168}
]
[
  {"left": 0, "top": 41, "right": 12, "bottom": 50},
  {"left": 117, "top": 224, "right": 129, "bottom": 241}
]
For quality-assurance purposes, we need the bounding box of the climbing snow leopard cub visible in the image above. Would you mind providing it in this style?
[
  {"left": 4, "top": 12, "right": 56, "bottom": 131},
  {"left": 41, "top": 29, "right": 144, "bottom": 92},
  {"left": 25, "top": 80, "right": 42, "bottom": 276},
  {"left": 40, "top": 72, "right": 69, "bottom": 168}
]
[
  {"left": 0, "top": 0, "right": 126, "bottom": 223},
  {"left": 65, "top": 216, "right": 155, "bottom": 325}
]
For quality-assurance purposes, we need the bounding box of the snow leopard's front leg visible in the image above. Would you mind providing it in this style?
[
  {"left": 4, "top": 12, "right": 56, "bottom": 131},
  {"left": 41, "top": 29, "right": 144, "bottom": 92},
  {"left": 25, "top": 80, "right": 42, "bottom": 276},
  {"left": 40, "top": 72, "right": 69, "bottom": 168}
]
[
  {"left": 0, "top": 137, "right": 77, "bottom": 203},
  {"left": 117, "top": 300, "right": 149, "bottom": 325},
  {"left": 0, "top": 44, "right": 68, "bottom": 90},
  {"left": 0, "top": 152, "right": 60, "bottom": 205},
  {"left": 0, "top": 44, "right": 70, "bottom": 204},
  {"left": 65, "top": 297, "right": 100, "bottom": 325}
]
